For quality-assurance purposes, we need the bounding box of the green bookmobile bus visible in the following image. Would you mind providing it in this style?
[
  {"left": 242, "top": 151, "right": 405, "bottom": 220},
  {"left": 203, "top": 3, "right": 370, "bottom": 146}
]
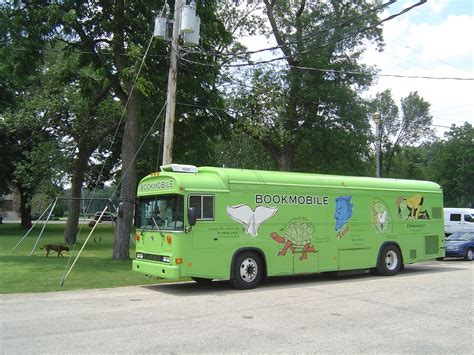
[{"left": 132, "top": 164, "right": 445, "bottom": 289}]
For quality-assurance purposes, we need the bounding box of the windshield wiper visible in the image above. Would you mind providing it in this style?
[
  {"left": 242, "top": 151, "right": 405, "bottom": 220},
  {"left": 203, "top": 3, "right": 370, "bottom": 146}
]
[{"left": 151, "top": 215, "right": 165, "bottom": 238}]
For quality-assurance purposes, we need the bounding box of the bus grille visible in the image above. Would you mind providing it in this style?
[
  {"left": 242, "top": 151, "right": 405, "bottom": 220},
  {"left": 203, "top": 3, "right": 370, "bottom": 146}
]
[{"left": 136, "top": 253, "right": 169, "bottom": 263}]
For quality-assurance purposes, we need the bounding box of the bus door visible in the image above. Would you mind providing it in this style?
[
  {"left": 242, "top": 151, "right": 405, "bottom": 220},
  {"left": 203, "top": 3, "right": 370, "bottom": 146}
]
[{"left": 188, "top": 194, "right": 218, "bottom": 249}]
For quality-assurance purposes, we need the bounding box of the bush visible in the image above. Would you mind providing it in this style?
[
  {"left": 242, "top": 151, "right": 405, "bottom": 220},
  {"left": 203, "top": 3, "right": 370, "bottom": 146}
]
[{"left": 53, "top": 203, "right": 64, "bottom": 218}]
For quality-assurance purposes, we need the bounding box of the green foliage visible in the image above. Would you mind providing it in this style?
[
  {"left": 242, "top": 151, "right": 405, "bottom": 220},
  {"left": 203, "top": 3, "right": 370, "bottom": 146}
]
[
  {"left": 224, "top": 1, "right": 383, "bottom": 171},
  {"left": 370, "top": 90, "right": 435, "bottom": 177},
  {"left": 53, "top": 203, "right": 64, "bottom": 218},
  {"left": 428, "top": 123, "right": 474, "bottom": 207},
  {"left": 215, "top": 132, "right": 276, "bottom": 171},
  {"left": 0, "top": 120, "right": 15, "bottom": 194},
  {"left": 387, "top": 145, "right": 430, "bottom": 181},
  {"left": 385, "top": 123, "right": 473, "bottom": 207}
]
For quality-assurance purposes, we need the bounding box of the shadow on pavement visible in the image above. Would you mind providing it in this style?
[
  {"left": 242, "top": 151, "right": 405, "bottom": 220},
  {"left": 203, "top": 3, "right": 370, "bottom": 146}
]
[{"left": 141, "top": 260, "right": 470, "bottom": 296}]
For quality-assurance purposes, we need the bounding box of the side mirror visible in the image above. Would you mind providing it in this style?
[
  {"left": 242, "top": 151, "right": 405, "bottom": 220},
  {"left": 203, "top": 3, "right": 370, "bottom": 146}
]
[
  {"left": 118, "top": 202, "right": 124, "bottom": 219},
  {"left": 187, "top": 207, "right": 197, "bottom": 226}
]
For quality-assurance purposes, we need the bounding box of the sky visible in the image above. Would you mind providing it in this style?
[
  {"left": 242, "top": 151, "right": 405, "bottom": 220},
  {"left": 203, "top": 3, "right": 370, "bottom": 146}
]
[
  {"left": 362, "top": 0, "right": 473, "bottom": 137},
  {"left": 240, "top": 0, "right": 474, "bottom": 139}
]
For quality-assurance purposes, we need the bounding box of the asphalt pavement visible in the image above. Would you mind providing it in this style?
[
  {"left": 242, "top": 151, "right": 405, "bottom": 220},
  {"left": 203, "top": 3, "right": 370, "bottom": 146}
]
[{"left": 1, "top": 260, "right": 472, "bottom": 354}]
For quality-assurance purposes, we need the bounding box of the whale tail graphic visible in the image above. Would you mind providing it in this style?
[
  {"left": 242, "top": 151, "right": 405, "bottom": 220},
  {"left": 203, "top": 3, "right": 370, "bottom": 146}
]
[{"left": 227, "top": 205, "right": 277, "bottom": 237}]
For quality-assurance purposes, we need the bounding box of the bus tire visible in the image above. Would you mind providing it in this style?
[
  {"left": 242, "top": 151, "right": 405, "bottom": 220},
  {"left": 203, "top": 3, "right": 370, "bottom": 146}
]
[
  {"left": 191, "top": 277, "right": 213, "bottom": 285},
  {"left": 464, "top": 248, "right": 473, "bottom": 261},
  {"left": 376, "top": 244, "right": 402, "bottom": 276},
  {"left": 230, "top": 251, "right": 263, "bottom": 290}
]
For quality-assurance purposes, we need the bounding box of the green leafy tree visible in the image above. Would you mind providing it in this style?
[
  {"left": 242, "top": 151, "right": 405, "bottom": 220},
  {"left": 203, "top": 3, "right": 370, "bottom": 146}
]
[
  {"left": 0, "top": 2, "right": 59, "bottom": 228},
  {"left": 12, "top": 0, "right": 238, "bottom": 258},
  {"left": 370, "top": 90, "right": 435, "bottom": 177},
  {"left": 225, "top": 0, "right": 383, "bottom": 171},
  {"left": 1, "top": 103, "right": 64, "bottom": 228},
  {"left": 428, "top": 123, "right": 473, "bottom": 207},
  {"left": 34, "top": 49, "right": 123, "bottom": 244}
]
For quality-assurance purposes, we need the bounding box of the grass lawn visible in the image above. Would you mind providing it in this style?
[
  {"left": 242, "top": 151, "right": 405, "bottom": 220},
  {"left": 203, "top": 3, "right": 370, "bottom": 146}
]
[{"left": 0, "top": 222, "right": 163, "bottom": 294}]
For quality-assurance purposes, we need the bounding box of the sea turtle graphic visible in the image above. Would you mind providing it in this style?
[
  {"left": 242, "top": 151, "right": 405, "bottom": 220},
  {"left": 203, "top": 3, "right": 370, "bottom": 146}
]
[{"left": 271, "top": 218, "right": 317, "bottom": 260}]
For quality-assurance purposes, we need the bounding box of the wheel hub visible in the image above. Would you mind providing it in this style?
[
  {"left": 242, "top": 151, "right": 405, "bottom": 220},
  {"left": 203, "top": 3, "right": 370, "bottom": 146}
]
[
  {"left": 240, "top": 258, "right": 258, "bottom": 283},
  {"left": 385, "top": 250, "right": 398, "bottom": 270}
]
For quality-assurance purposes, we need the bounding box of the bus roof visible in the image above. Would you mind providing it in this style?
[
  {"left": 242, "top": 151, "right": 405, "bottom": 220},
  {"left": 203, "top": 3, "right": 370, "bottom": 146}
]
[{"left": 138, "top": 166, "right": 442, "bottom": 195}]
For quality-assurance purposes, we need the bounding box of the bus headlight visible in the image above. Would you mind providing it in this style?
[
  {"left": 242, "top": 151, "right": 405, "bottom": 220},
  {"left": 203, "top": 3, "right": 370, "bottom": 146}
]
[
  {"left": 162, "top": 256, "right": 170, "bottom": 263},
  {"left": 136, "top": 253, "right": 144, "bottom": 259}
]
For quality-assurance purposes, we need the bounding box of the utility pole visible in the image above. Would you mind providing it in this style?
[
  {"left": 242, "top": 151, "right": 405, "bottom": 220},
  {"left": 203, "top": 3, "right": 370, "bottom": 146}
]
[
  {"left": 372, "top": 111, "right": 382, "bottom": 178},
  {"left": 162, "top": 0, "right": 183, "bottom": 165}
]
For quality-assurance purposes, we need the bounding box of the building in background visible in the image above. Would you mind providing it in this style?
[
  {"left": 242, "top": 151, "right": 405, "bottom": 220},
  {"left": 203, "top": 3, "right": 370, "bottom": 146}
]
[{"left": 0, "top": 192, "right": 20, "bottom": 220}]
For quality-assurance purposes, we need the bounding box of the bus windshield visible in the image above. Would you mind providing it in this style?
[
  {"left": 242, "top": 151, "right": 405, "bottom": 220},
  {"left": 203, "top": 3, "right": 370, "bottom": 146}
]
[{"left": 137, "top": 194, "right": 184, "bottom": 231}]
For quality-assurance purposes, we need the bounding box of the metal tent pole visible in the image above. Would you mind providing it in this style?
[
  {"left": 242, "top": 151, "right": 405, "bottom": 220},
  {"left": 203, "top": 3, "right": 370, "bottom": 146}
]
[
  {"left": 60, "top": 205, "right": 109, "bottom": 286},
  {"left": 29, "top": 197, "right": 58, "bottom": 256},
  {"left": 11, "top": 199, "right": 55, "bottom": 253}
]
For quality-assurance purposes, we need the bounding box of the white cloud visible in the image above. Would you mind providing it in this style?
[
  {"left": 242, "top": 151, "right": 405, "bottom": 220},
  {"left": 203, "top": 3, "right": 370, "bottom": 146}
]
[
  {"left": 426, "top": 0, "right": 451, "bottom": 15},
  {"left": 403, "top": 15, "right": 473, "bottom": 64},
  {"left": 363, "top": 11, "right": 474, "bottom": 137}
]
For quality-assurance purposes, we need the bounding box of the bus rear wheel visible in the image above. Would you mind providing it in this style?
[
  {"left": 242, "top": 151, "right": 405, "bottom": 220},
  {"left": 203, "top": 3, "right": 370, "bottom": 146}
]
[
  {"left": 376, "top": 244, "right": 402, "bottom": 276},
  {"left": 231, "top": 251, "right": 263, "bottom": 290}
]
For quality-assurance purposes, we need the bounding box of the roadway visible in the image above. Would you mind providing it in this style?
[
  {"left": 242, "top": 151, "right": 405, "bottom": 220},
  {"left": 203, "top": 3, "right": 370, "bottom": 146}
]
[{"left": 1, "top": 260, "right": 472, "bottom": 354}]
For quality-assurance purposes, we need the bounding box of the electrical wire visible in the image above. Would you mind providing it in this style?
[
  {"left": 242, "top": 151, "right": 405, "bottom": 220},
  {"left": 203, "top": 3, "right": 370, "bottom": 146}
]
[
  {"left": 177, "top": 100, "right": 471, "bottom": 131},
  {"left": 182, "top": 0, "right": 425, "bottom": 67},
  {"left": 181, "top": 55, "right": 474, "bottom": 80},
  {"left": 181, "top": 0, "right": 398, "bottom": 60},
  {"left": 390, "top": 40, "right": 472, "bottom": 74},
  {"left": 3, "top": 46, "right": 167, "bottom": 59}
]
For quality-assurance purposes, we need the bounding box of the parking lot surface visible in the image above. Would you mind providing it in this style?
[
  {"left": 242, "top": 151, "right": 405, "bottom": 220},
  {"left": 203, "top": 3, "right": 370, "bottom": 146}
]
[{"left": 1, "top": 260, "right": 472, "bottom": 354}]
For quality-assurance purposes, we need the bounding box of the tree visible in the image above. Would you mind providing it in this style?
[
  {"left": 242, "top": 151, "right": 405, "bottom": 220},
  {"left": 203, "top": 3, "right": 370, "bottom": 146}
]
[
  {"left": 0, "top": 2, "right": 59, "bottom": 228},
  {"left": 428, "top": 123, "right": 473, "bottom": 207},
  {"left": 224, "top": 1, "right": 383, "bottom": 171},
  {"left": 12, "top": 0, "right": 238, "bottom": 258},
  {"left": 370, "top": 90, "right": 435, "bottom": 177},
  {"left": 32, "top": 49, "right": 123, "bottom": 244},
  {"left": 1, "top": 100, "right": 64, "bottom": 228}
]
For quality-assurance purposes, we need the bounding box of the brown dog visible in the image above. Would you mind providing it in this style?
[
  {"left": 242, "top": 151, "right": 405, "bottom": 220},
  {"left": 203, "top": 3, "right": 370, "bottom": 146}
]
[{"left": 39, "top": 244, "right": 70, "bottom": 257}]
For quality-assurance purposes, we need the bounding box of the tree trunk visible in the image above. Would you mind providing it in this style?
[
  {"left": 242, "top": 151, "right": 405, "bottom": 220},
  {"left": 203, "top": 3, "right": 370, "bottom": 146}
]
[
  {"left": 113, "top": 89, "right": 140, "bottom": 260},
  {"left": 64, "top": 149, "right": 90, "bottom": 245},
  {"left": 18, "top": 187, "right": 32, "bottom": 229},
  {"left": 269, "top": 145, "right": 294, "bottom": 172}
]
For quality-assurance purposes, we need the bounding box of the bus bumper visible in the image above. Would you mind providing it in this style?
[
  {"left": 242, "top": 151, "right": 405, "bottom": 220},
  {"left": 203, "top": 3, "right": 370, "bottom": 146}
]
[{"left": 133, "top": 260, "right": 180, "bottom": 279}]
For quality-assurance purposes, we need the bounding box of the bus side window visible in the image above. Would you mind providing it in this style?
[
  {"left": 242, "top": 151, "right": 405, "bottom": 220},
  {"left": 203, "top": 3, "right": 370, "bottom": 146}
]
[{"left": 189, "top": 195, "right": 215, "bottom": 220}]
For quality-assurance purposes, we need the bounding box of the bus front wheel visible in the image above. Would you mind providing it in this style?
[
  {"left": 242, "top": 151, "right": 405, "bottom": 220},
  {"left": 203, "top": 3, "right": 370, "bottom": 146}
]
[
  {"left": 231, "top": 251, "right": 263, "bottom": 290},
  {"left": 376, "top": 244, "right": 402, "bottom": 276}
]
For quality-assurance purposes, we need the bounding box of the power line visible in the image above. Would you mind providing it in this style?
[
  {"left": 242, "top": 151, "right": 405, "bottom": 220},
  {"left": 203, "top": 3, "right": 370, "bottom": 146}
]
[
  {"left": 181, "top": 56, "right": 474, "bottom": 80},
  {"left": 177, "top": 101, "right": 462, "bottom": 132},
  {"left": 182, "top": 0, "right": 425, "bottom": 66},
  {"left": 289, "top": 65, "right": 474, "bottom": 81},
  {"left": 2, "top": 46, "right": 167, "bottom": 59},
  {"left": 391, "top": 39, "right": 472, "bottom": 74},
  {"left": 182, "top": 0, "right": 398, "bottom": 60},
  {"left": 431, "top": 104, "right": 474, "bottom": 113}
]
